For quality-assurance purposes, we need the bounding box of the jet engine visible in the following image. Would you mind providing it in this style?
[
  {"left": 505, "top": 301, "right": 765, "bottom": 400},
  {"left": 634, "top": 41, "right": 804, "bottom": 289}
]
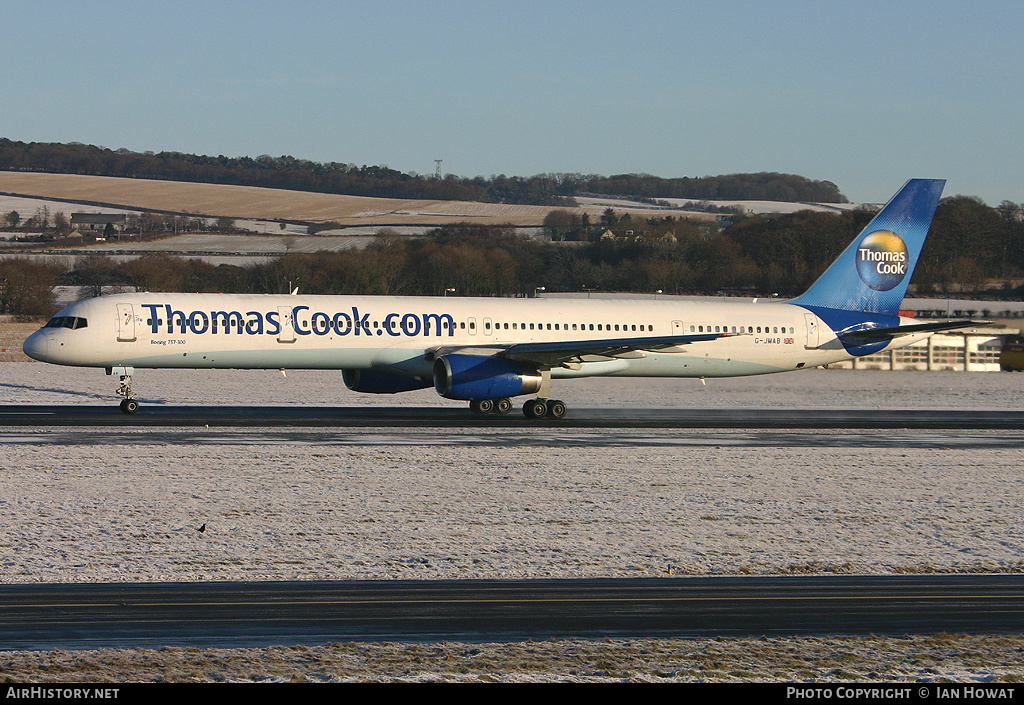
[
  {"left": 342, "top": 368, "right": 432, "bottom": 394},
  {"left": 433, "top": 354, "right": 543, "bottom": 400}
]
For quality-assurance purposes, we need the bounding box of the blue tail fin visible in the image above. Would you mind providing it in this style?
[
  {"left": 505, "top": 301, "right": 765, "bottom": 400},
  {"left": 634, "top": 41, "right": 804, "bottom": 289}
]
[{"left": 790, "top": 179, "right": 945, "bottom": 315}]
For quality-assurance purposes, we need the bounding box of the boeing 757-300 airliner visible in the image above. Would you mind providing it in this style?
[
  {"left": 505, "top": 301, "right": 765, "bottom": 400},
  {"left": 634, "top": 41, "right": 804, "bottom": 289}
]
[{"left": 23, "top": 179, "right": 981, "bottom": 418}]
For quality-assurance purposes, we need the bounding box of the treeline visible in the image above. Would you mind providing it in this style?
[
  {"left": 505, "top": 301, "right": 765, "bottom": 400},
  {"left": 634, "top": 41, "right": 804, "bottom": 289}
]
[
  {"left": 0, "top": 138, "right": 845, "bottom": 205},
  {"left": 4, "top": 195, "right": 1020, "bottom": 319},
  {"left": 582, "top": 172, "right": 846, "bottom": 202}
]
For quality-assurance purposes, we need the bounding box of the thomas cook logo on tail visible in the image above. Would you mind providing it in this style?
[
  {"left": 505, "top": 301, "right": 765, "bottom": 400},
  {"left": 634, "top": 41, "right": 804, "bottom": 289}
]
[{"left": 856, "top": 230, "right": 908, "bottom": 291}]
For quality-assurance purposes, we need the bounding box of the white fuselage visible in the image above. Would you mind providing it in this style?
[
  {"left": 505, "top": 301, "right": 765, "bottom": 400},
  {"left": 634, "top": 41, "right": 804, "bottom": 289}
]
[{"left": 24, "top": 292, "right": 927, "bottom": 381}]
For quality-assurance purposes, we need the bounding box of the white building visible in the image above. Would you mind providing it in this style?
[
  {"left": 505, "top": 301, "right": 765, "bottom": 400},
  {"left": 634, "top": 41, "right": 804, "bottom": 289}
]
[{"left": 831, "top": 326, "right": 1009, "bottom": 372}]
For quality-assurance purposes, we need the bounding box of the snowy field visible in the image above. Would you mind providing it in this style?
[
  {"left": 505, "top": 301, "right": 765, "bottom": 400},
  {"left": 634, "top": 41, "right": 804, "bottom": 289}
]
[
  {"left": 3, "top": 364, "right": 1024, "bottom": 681},
  {"left": 2, "top": 365, "right": 1024, "bottom": 585}
]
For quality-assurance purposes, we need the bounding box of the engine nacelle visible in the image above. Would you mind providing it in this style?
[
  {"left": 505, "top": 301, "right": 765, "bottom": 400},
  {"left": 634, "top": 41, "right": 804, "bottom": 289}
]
[
  {"left": 433, "top": 354, "right": 543, "bottom": 400},
  {"left": 343, "top": 368, "right": 432, "bottom": 394}
]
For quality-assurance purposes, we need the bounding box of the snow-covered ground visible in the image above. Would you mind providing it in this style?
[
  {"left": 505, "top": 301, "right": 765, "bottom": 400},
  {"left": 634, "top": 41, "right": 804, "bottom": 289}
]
[
  {"left": 3, "top": 364, "right": 1024, "bottom": 681},
  {"left": 3, "top": 635, "right": 1023, "bottom": 683},
  {"left": 2, "top": 365, "right": 1023, "bottom": 584}
]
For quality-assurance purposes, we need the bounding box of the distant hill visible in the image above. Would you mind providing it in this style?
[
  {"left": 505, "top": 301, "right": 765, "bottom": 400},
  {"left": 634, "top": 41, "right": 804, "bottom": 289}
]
[{"left": 0, "top": 138, "right": 847, "bottom": 206}]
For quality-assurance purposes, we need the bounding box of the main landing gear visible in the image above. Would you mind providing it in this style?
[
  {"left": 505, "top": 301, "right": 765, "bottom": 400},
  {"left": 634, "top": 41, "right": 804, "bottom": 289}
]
[
  {"left": 468, "top": 397, "right": 568, "bottom": 419},
  {"left": 522, "top": 398, "right": 567, "bottom": 419},
  {"left": 469, "top": 397, "right": 514, "bottom": 415},
  {"left": 467, "top": 369, "right": 566, "bottom": 419},
  {"left": 519, "top": 368, "right": 566, "bottom": 419}
]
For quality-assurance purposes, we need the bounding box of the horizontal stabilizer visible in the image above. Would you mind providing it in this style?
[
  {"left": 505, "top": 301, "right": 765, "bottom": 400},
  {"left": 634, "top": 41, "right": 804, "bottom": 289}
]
[{"left": 838, "top": 319, "right": 988, "bottom": 345}]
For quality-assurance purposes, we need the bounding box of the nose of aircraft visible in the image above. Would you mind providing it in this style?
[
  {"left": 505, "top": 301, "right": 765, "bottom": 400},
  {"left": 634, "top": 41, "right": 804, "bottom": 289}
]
[{"left": 22, "top": 329, "right": 49, "bottom": 361}]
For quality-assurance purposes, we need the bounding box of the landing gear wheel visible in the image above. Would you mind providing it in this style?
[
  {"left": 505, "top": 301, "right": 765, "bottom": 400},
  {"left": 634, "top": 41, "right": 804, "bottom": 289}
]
[
  {"left": 546, "top": 399, "right": 567, "bottom": 418},
  {"left": 494, "top": 397, "right": 513, "bottom": 415},
  {"left": 115, "top": 373, "right": 137, "bottom": 414},
  {"left": 523, "top": 398, "right": 549, "bottom": 419},
  {"left": 470, "top": 398, "right": 495, "bottom": 415}
]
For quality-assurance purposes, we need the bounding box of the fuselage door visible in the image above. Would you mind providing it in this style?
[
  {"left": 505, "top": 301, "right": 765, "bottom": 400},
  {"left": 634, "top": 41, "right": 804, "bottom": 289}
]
[
  {"left": 804, "top": 313, "right": 820, "bottom": 349},
  {"left": 483, "top": 317, "right": 494, "bottom": 336},
  {"left": 672, "top": 320, "right": 685, "bottom": 334},
  {"left": 467, "top": 317, "right": 477, "bottom": 336},
  {"left": 277, "top": 306, "right": 296, "bottom": 343},
  {"left": 116, "top": 303, "right": 136, "bottom": 342}
]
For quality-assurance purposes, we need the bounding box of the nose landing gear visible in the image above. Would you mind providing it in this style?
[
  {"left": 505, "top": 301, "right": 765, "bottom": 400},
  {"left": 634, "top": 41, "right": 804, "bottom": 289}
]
[{"left": 109, "top": 366, "right": 139, "bottom": 414}]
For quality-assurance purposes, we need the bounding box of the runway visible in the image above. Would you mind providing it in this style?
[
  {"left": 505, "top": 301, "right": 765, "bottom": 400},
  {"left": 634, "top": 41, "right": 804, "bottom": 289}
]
[
  {"left": 1, "top": 426, "right": 1022, "bottom": 449},
  {"left": 3, "top": 404, "right": 1024, "bottom": 429},
  {"left": 3, "top": 575, "right": 1024, "bottom": 649}
]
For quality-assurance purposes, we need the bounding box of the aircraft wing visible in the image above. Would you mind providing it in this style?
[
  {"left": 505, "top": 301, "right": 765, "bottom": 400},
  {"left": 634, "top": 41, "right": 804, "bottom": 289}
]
[
  {"left": 432, "top": 331, "right": 737, "bottom": 368},
  {"left": 838, "top": 319, "right": 989, "bottom": 345}
]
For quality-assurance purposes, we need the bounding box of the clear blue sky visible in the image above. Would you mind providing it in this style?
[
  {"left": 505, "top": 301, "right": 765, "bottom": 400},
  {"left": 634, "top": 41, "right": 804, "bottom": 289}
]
[{"left": 3, "top": 0, "right": 1021, "bottom": 205}]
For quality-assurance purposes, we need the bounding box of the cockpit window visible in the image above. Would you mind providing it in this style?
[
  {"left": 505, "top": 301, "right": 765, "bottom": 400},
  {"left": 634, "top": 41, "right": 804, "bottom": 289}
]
[{"left": 45, "top": 316, "right": 87, "bottom": 329}]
